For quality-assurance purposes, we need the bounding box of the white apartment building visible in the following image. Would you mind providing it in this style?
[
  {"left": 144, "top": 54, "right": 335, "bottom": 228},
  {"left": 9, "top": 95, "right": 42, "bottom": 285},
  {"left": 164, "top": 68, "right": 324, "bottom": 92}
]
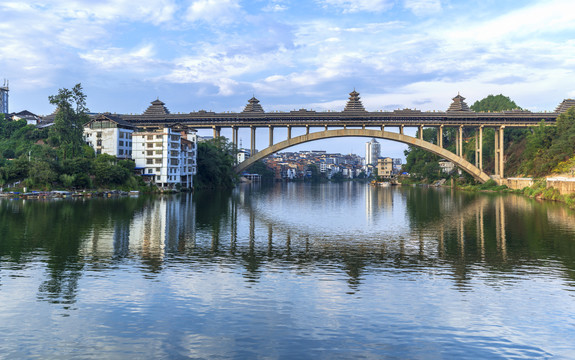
[
  {"left": 83, "top": 114, "right": 134, "bottom": 159},
  {"left": 132, "top": 126, "right": 197, "bottom": 189},
  {"left": 365, "top": 138, "right": 381, "bottom": 166}
]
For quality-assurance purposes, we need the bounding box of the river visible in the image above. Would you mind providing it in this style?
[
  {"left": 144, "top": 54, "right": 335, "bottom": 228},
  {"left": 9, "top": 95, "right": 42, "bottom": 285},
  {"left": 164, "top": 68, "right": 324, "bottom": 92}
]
[{"left": 0, "top": 183, "right": 574, "bottom": 359}]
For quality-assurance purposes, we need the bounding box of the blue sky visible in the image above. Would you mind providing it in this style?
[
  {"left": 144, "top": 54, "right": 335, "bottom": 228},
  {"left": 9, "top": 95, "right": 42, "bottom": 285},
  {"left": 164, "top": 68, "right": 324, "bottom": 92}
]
[{"left": 1, "top": 0, "right": 574, "bottom": 157}]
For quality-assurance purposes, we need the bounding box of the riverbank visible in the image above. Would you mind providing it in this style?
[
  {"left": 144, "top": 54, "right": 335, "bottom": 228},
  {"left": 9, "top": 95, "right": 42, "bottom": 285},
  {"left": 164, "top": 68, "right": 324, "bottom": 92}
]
[{"left": 460, "top": 178, "right": 575, "bottom": 208}]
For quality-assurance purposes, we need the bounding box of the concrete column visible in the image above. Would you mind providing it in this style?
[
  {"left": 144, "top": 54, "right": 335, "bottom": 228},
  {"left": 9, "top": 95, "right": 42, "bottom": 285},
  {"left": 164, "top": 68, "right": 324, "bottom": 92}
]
[
  {"left": 494, "top": 127, "right": 500, "bottom": 176},
  {"left": 399, "top": 125, "right": 404, "bottom": 135},
  {"left": 455, "top": 127, "right": 460, "bottom": 156},
  {"left": 287, "top": 125, "right": 292, "bottom": 140},
  {"left": 232, "top": 126, "right": 238, "bottom": 148},
  {"left": 306, "top": 125, "right": 310, "bottom": 135},
  {"left": 381, "top": 125, "right": 385, "bottom": 133},
  {"left": 325, "top": 125, "right": 328, "bottom": 132},
  {"left": 499, "top": 126, "right": 505, "bottom": 178},
  {"left": 458, "top": 126, "right": 463, "bottom": 157},
  {"left": 437, "top": 126, "right": 443, "bottom": 148},
  {"left": 478, "top": 126, "right": 483, "bottom": 170},
  {"left": 250, "top": 126, "right": 256, "bottom": 155},
  {"left": 419, "top": 125, "right": 423, "bottom": 140},
  {"left": 268, "top": 125, "right": 274, "bottom": 147},
  {"left": 213, "top": 126, "right": 220, "bottom": 139}
]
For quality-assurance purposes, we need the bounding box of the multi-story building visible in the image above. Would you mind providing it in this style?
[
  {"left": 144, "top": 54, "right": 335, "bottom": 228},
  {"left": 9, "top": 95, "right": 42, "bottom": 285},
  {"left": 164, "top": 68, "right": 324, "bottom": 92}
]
[
  {"left": 237, "top": 148, "right": 250, "bottom": 163},
  {"left": 132, "top": 126, "right": 197, "bottom": 189},
  {"left": 83, "top": 114, "right": 134, "bottom": 159},
  {"left": 377, "top": 157, "right": 394, "bottom": 179},
  {"left": 365, "top": 138, "right": 381, "bottom": 166}
]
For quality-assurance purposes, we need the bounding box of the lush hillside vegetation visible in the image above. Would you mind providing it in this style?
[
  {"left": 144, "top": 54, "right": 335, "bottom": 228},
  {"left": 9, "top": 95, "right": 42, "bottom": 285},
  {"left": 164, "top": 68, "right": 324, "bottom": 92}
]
[{"left": 402, "top": 94, "right": 575, "bottom": 182}]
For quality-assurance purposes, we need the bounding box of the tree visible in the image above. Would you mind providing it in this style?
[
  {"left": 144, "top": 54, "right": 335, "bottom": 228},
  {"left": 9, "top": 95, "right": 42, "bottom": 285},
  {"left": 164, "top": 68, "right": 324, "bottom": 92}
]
[
  {"left": 48, "top": 84, "right": 89, "bottom": 159},
  {"left": 470, "top": 94, "right": 520, "bottom": 112},
  {"left": 195, "top": 137, "right": 237, "bottom": 188},
  {"left": 246, "top": 161, "right": 275, "bottom": 181}
]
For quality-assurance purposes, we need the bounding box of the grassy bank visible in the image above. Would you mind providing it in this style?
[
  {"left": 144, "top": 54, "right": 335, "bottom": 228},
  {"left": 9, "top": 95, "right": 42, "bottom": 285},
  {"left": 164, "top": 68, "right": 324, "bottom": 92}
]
[{"left": 460, "top": 179, "right": 575, "bottom": 208}]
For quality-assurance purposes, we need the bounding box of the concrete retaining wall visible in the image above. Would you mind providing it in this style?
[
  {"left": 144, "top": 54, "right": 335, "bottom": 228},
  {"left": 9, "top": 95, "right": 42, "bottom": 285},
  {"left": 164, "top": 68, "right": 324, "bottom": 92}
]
[
  {"left": 546, "top": 177, "right": 575, "bottom": 195},
  {"left": 501, "top": 178, "right": 534, "bottom": 190}
]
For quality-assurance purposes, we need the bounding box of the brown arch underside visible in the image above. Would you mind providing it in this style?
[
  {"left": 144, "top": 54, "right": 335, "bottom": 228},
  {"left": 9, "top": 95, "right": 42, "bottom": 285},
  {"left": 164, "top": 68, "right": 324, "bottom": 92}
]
[{"left": 234, "top": 129, "right": 491, "bottom": 183}]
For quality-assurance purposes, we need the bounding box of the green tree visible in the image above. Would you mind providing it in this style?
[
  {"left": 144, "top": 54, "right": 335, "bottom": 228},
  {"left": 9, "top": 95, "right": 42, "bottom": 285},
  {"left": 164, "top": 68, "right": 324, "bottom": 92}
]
[
  {"left": 246, "top": 161, "right": 275, "bottom": 182},
  {"left": 48, "top": 84, "right": 89, "bottom": 159},
  {"left": 195, "top": 137, "right": 236, "bottom": 188},
  {"left": 470, "top": 94, "right": 520, "bottom": 112}
]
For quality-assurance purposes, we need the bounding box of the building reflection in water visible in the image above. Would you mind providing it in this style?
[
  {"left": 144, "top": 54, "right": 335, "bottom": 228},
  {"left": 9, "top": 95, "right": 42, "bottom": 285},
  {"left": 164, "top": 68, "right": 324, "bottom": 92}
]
[{"left": 72, "top": 185, "right": 575, "bottom": 291}]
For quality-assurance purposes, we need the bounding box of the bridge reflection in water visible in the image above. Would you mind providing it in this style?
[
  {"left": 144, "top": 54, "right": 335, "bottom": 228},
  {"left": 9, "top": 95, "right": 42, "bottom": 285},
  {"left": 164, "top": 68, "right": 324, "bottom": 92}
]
[
  {"left": 3, "top": 183, "right": 574, "bottom": 304},
  {"left": 69, "top": 184, "right": 575, "bottom": 290}
]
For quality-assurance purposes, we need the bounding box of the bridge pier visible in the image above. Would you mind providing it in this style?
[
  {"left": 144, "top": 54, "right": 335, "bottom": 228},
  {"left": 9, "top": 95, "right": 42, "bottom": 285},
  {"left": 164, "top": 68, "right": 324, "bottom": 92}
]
[
  {"left": 232, "top": 126, "right": 238, "bottom": 149},
  {"left": 306, "top": 125, "right": 310, "bottom": 135},
  {"left": 494, "top": 126, "right": 505, "bottom": 178},
  {"left": 250, "top": 126, "right": 256, "bottom": 155},
  {"left": 437, "top": 125, "right": 443, "bottom": 148},
  {"left": 475, "top": 126, "right": 483, "bottom": 170},
  {"left": 455, "top": 126, "right": 463, "bottom": 157},
  {"left": 213, "top": 126, "right": 221, "bottom": 139},
  {"left": 400, "top": 125, "right": 404, "bottom": 135},
  {"left": 287, "top": 125, "right": 292, "bottom": 140},
  {"left": 269, "top": 125, "right": 274, "bottom": 147},
  {"left": 419, "top": 125, "right": 423, "bottom": 140}
]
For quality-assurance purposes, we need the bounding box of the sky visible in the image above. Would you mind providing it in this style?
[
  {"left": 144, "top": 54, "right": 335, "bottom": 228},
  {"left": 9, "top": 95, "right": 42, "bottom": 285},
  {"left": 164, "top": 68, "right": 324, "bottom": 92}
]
[{"left": 1, "top": 0, "right": 575, "bottom": 158}]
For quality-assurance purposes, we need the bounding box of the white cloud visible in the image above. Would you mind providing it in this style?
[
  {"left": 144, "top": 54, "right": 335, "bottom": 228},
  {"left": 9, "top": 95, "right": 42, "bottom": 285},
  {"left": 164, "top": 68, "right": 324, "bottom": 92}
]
[
  {"left": 404, "top": 0, "right": 441, "bottom": 16},
  {"left": 185, "top": 0, "right": 242, "bottom": 24},
  {"left": 79, "top": 45, "right": 161, "bottom": 72},
  {"left": 317, "top": 0, "right": 394, "bottom": 13}
]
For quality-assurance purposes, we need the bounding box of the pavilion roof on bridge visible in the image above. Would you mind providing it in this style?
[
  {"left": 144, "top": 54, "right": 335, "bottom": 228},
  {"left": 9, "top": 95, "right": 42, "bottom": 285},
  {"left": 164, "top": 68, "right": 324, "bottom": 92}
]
[
  {"left": 447, "top": 94, "right": 471, "bottom": 112},
  {"left": 243, "top": 96, "right": 264, "bottom": 113},
  {"left": 143, "top": 99, "right": 170, "bottom": 116},
  {"left": 343, "top": 90, "right": 367, "bottom": 112},
  {"left": 555, "top": 99, "right": 575, "bottom": 114}
]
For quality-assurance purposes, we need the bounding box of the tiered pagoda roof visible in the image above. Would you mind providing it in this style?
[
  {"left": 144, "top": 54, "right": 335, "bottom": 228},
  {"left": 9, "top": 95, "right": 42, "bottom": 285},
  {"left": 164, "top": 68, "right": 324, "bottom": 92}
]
[
  {"left": 243, "top": 96, "right": 264, "bottom": 113},
  {"left": 447, "top": 94, "right": 471, "bottom": 112},
  {"left": 143, "top": 99, "right": 170, "bottom": 116},
  {"left": 343, "top": 90, "right": 367, "bottom": 112},
  {"left": 555, "top": 99, "right": 575, "bottom": 113}
]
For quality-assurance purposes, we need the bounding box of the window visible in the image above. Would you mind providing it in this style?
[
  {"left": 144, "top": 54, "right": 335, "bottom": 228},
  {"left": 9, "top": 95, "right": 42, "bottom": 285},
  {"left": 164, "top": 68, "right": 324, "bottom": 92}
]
[
  {"left": 96, "top": 140, "right": 102, "bottom": 146},
  {"left": 119, "top": 141, "right": 124, "bottom": 146},
  {"left": 147, "top": 159, "right": 153, "bottom": 164}
]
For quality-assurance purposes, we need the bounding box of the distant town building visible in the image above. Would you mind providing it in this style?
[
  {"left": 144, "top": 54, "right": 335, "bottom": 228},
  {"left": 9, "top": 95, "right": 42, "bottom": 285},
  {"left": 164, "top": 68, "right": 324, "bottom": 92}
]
[
  {"left": 10, "top": 110, "right": 41, "bottom": 125},
  {"left": 83, "top": 114, "right": 134, "bottom": 159},
  {"left": 439, "top": 159, "right": 455, "bottom": 173},
  {"left": 237, "top": 148, "right": 250, "bottom": 163},
  {"left": 377, "top": 157, "right": 394, "bottom": 179},
  {"left": 365, "top": 138, "right": 381, "bottom": 166}
]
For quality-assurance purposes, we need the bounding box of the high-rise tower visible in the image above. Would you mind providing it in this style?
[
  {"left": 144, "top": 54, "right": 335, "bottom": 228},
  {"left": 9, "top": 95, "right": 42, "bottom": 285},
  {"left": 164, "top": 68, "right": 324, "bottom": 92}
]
[
  {"left": 365, "top": 138, "right": 381, "bottom": 166},
  {"left": 0, "top": 79, "right": 8, "bottom": 114}
]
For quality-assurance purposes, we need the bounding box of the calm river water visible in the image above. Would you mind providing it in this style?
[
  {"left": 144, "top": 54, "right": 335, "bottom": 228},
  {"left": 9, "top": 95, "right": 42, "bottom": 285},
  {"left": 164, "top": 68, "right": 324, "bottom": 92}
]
[{"left": 1, "top": 183, "right": 574, "bottom": 359}]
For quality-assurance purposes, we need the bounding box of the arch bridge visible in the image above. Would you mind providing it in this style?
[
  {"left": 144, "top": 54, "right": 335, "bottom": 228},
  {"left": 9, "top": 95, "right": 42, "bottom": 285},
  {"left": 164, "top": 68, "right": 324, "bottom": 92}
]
[{"left": 122, "top": 91, "right": 572, "bottom": 183}]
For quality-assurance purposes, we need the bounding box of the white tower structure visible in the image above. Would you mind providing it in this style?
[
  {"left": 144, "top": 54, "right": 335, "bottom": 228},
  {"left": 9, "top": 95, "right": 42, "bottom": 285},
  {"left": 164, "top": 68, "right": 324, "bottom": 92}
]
[
  {"left": 0, "top": 80, "right": 8, "bottom": 114},
  {"left": 365, "top": 138, "right": 381, "bottom": 166}
]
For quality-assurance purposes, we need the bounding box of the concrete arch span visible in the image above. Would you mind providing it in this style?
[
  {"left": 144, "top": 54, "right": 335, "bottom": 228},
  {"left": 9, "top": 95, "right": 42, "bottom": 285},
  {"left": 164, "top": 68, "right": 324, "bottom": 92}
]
[{"left": 234, "top": 129, "right": 491, "bottom": 183}]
